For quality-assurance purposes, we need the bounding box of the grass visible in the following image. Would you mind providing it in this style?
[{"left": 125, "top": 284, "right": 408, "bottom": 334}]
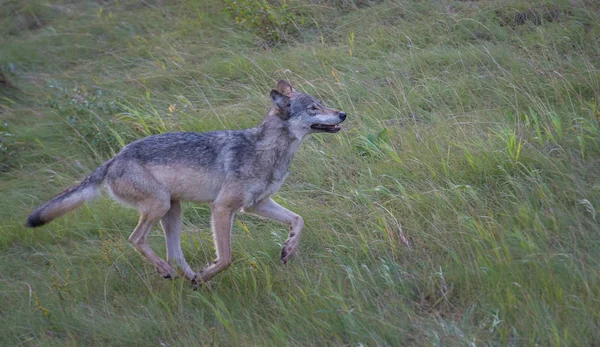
[{"left": 1, "top": 0, "right": 599, "bottom": 345}]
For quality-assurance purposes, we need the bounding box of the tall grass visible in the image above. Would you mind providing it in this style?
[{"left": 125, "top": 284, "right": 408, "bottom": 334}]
[{"left": 1, "top": 0, "right": 599, "bottom": 345}]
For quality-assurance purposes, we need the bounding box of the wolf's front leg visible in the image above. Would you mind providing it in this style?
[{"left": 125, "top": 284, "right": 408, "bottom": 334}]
[
  {"left": 244, "top": 198, "right": 304, "bottom": 263},
  {"left": 193, "top": 204, "right": 234, "bottom": 286}
]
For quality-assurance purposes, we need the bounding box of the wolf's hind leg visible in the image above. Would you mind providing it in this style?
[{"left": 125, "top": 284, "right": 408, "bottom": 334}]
[
  {"left": 244, "top": 198, "right": 304, "bottom": 264},
  {"left": 160, "top": 200, "right": 195, "bottom": 280},
  {"left": 106, "top": 162, "right": 175, "bottom": 278},
  {"left": 129, "top": 201, "right": 175, "bottom": 279}
]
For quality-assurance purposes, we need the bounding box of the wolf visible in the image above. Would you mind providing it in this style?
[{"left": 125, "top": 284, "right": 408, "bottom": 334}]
[{"left": 25, "top": 80, "right": 346, "bottom": 286}]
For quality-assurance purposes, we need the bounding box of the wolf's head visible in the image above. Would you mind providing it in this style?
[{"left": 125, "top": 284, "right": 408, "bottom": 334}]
[{"left": 269, "top": 80, "right": 346, "bottom": 137}]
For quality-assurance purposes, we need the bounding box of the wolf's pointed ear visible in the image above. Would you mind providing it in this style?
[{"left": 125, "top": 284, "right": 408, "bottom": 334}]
[
  {"left": 276, "top": 80, "right": 296, "bottom": 95},
  {"left": 270, "top": 89, "right": 291, "bottom": 119}
]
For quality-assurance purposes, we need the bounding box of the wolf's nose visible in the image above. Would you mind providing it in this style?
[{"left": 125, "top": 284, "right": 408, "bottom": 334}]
[{"left": 339, "top": 112, "right": 347, "bottom": 121}]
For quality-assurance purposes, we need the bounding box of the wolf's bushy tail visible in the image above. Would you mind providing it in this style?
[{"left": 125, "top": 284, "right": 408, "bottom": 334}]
[{"left": 25, "top": 160, "right": 113, "bottom": 228}]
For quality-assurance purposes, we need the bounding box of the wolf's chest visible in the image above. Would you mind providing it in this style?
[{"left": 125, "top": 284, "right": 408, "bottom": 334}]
[{"left": 250, "top": 171, "right": 289, "bottom": 206}]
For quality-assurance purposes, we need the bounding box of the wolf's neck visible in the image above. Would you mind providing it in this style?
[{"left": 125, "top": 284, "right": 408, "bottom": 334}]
[{"left": 253, "top": 115, "right": 304, "bottom": 178}]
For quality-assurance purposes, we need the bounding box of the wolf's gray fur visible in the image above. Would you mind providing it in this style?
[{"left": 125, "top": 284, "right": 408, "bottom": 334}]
[{"left": 25, "top": 80, "right": 346, "bottom": 286}]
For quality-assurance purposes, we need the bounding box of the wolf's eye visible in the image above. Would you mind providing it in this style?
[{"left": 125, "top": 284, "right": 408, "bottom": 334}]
[{"left": 309, "top": 105, "right": 319, "bottom": 111}]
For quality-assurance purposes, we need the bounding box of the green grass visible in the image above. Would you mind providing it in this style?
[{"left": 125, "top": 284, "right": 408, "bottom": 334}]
[{"left": 1, "top": 0, "right": 599, "bottom": 345}]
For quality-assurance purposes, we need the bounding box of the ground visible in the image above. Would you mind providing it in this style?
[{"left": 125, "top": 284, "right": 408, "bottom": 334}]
[{"left": 1, "top": 0, "right": 599, "bottom": 345}]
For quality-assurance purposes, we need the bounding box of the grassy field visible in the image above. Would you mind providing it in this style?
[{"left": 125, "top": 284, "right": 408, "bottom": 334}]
[{"left": 1, "top": 0, "right": 599, "bottom": 345}]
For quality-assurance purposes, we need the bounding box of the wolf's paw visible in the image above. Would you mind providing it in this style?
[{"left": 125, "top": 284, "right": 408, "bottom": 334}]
[
  {"left": 156, "top": 262, "right": 176, "bottom": 280},
  {"left": 191, "top": 272, "right": 214, "bottom": 290},
  {"left": 280, "top": 243, "right": 297, "bottom": 264},
  {"left": 162, "top": 273, "right": 175, "bottom": 280}
]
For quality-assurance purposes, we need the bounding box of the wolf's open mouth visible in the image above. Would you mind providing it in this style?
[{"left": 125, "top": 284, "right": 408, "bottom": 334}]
[{"left": 311, "top": 124, "right": 342, "bottom": 133}]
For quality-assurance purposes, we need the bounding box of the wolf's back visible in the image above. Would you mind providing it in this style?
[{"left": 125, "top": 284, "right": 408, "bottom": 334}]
[{"left": 25, "top": 160, "right": 112, "bottom": 228}]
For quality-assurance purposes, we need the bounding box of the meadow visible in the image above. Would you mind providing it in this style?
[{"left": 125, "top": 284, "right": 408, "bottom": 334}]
[{"left": 1, "top": 0, "right": 599, "bottom": 345}]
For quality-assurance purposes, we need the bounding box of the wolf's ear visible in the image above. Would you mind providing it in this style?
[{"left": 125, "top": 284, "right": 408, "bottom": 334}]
[
  {"left": 276, "top": 80, "right": 296, "bottom": 95},
  {"left": 270, "top": 89, "right": 291, "bottom": 119}
]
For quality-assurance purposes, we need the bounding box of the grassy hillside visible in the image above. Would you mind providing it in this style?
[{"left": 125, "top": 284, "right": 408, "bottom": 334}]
[{"left": 1, "top": 0, "right": 599, "bottom": 345}]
